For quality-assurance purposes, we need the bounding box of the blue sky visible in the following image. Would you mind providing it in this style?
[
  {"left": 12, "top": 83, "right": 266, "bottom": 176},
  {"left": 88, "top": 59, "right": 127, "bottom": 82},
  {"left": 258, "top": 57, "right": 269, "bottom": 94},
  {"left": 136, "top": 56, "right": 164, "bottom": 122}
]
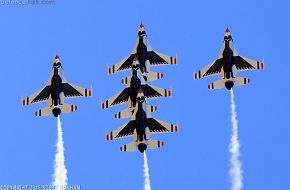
[{"left": 0, "top": 0, "right": 290, "bottom": 189}]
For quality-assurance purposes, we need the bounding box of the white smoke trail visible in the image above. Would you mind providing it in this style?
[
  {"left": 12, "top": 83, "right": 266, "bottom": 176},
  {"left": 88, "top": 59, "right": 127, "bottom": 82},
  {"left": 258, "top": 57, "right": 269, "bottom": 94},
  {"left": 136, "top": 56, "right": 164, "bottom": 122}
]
[
  {"left": 229, "top": 89, "right": 243, "bottom": 190},
  {"left": 143, "top": 151, "right": 151, "bottom": 190},
  {"left": 53, "top": 116, "right": 68, "bottom": 189}
]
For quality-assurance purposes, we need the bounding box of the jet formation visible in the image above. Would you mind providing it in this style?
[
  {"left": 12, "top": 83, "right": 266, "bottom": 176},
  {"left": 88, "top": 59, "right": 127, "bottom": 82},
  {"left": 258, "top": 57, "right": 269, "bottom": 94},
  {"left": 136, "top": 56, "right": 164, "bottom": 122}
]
[
  {"left": 103, "top": 23, "right": 178, "bottom": 153},
  {"left": 194, "top": 28, "right": 264, "bottom": 90},
  {"left": 21, "top": 26, "right": 264, "bottom": 153},
  {"left": 22, "top": 55, "right": 92, "bottom": 117}
]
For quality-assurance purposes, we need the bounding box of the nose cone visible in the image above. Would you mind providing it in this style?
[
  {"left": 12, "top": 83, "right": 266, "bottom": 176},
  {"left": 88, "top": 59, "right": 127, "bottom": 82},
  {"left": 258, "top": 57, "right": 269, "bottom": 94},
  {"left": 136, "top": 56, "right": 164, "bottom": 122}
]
[
  {"left": 226, "top": 27, "right": 230, "bottom": 33},
  {"left": 137, "top": 88, "right": 145, "bottom": 102},
  {"left": 138, "top": 22, "right": 146, "bottom": 33},
  {"left": 138, "top": 143, "right": 147, "bottom": 153},
  {"left": 53, "top": 54, "right": 62, "bottom": 67},
  {"left": 139, "top": 22, "right": 144, "bottom": 29},
  {"left": 54, "top": 54, "right": 60, "bottom": 63},
  {"left": 224, "top": 27, "right": 231, "bottom": 37},
  {"left": 138, "top": 88, "right": 143, "bottom": 94},
  {"left": 132, "top": 56, "right": 140, "bottom": 67},
  {"left": 137, "top": 88, "right": 144, "bottom": 97}
]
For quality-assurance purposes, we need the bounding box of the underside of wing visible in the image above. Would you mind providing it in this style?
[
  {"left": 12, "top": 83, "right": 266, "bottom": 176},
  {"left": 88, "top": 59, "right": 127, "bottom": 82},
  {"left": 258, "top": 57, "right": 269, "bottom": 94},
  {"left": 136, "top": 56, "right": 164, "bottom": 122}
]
[
  {"left": 109, "top": 54, "right": 135, "bottom": 74},
  {"left": 106, "top": 121, "right": 135, "bottom": 141},
  {"left": 62, "top": 83, "right": 92, "bottom": 98},
  {"left": 147, "top": 51, "right": 177, "bottom": 66},
  {"left": 111, "top": 88, "right": 130, "bottom": 106},
  {"left": 147, "top": 118, "right": 178, "bottom": 134},
  {"left": 194, "top": 59, "right": 223, "bottom": 79},
  {"left": 22, "top": 86, "right": 51, "bottom": 106},
  {"left": 234, "top": 56, "right": 264, "bottom": 71},
  {"left": 101, "top": 88, "right": 130, "bottom": 109},
  {"left": 141, "top": 84, "right": 172, "bottom": 99}
]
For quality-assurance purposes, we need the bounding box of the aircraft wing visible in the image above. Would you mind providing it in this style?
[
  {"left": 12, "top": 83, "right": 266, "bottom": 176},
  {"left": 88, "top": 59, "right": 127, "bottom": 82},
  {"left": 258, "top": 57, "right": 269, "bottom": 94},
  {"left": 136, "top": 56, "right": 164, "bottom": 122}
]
[
  {"left": 108, "top": 54, "right": 135, "bottom": 74},
  {"left": 194, "top": 59, "right": 223, "bottom": 79},
  {"left": 62, "top": 83, "right": 92, "bottom": 99},
  {"left": 22, "top": 86, "right": 51, "bottom": 106},
  {"left": 105, "top": 120, "right": 135, "bottom": 141},
  {"left": 101, "top": 85, "right": 171, "bottom": 109},
  {"left": 101, "top": 88, "right": 130, "bottom": 109},
  {"left": 141, "top": 84, "right": 172, "bottom": 99},
  {"left": 147, "top": 118, "right": 178, "bottom": 134},
  {"left": 147, "top": 51, "right": 177, "bottom": 66},
  {"left": 234, "top": 56, "right": 264, "bottom": 71}
]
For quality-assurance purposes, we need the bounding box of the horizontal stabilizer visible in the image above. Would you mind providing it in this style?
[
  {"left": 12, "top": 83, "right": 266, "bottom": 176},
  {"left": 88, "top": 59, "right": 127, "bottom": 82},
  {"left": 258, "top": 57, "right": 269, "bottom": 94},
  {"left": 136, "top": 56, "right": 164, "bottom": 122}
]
[
  {"left": 62, "top": 104, "right": 78, "bottom": 114},
  {"left": 147, "top": 139, "right": 164, "bottom": 150},
  {"left": 121, "top": 77, "right": 130, "bottom": 85},
  {"left": 147, "top": 105, "right": 157, "bottom": 113},
  {"left": 115, "top": 108, "right": 132, "bottom": 119},
  {"left": 234, "top": 77, "right": 250, "bottom": 87},
  {"left": 35, "top": 106, "right": 51, "bottom": 117},
  {"left": 208, "top": 79, "right": 224, "bottom": 89},
  {"left": 120, "top": 141, "right": 137, "bottom": 152},
  {"left": 147, "top": 71, "right": 164, "bottom": 82}
]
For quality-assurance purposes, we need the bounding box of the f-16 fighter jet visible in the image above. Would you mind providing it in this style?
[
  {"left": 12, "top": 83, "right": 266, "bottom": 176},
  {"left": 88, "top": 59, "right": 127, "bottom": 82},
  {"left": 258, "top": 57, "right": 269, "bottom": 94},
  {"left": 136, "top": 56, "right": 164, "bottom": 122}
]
[
  {"left": 22, "top": 55, "right": 92, "bottom": 117},
  {"left": 194, "top": 28, "right": 264, "bottom": 90},
  {"left": 108, "top": 23, "right": 177, "bottom": 80},
  {"left": 102, "top": 57, "right": 171, "bottom": 110},
  {"left": 105, "top": 89, "right": 178, "bottom": 153}
]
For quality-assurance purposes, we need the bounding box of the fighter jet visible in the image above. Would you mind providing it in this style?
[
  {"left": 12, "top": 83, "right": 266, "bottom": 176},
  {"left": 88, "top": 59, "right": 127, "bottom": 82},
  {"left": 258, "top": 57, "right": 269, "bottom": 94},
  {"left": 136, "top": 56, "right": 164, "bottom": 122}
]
[
  {"left": 108, "top": 23, "right": 178, "bottom": 80},
  {"left": 101, "top": 57, "right": 171, "bottom": 111},
  {"left": 22, "top": 55, "right": 92, "bottom": 117},
  {"left": 194, "top": 28, "right": 264, "bottom": 90},
  {"left": 105, "top": 89, "right": 178, "bottom": 153}
]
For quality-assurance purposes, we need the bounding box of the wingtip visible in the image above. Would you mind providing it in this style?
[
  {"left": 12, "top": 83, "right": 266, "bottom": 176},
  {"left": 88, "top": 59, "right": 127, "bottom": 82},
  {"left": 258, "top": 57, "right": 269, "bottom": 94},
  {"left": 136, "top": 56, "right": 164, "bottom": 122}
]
[
  {"left": 175, "top": 121, "right": 179, "bottom": 132},
  {"left": 101, "top": 98, "right": 105, "bottom": 110},
  {"left": 262, "top": 58, "right": 265, "bottom": 70},
  {"left": 108, "top": 66, "right": 112, "bottom": 75},
  {"left": 105, "top": 134, "right": 110, "bottom": 141},
  {"left": 89, "top": 85, "right": 93, "bottom": 96},
  {"left": 194, "top": 72, "right": 199, "bottom": 80}
]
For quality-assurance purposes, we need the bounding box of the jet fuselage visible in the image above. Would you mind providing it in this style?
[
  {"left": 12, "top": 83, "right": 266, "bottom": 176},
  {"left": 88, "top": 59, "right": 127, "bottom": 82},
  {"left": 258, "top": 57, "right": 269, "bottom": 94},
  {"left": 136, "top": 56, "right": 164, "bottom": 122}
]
[
  {"left": 50, "top": 63, "right": 64, "bottom": 117},
  {"left": 221, "top": 38, "right": 237, "bottom": 90},
  {"left": 136, "top": 35, "right": 148, "bottom": 73},
  {"left": 129, "top": 70, "right": 141, "bottom": 107},
  {"left": 135, "top": 101, "right": 148, "bottom": 153},
  {"left": 222, "top": 41, "right": 234, "bottom": 80},
  {"left": 51, "top": 67, "right": 62, "bottom": 106}
]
